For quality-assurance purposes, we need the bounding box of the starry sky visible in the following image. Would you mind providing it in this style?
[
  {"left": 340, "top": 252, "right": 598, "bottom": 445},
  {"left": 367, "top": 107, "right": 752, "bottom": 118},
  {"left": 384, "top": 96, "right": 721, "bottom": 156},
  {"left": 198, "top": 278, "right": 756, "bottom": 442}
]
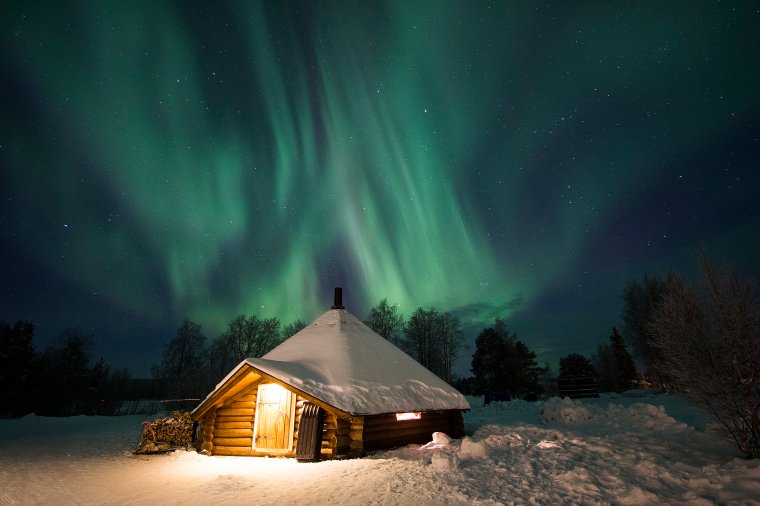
[{"left": 1, "top": 1, "right": 758, "bottom": 378}]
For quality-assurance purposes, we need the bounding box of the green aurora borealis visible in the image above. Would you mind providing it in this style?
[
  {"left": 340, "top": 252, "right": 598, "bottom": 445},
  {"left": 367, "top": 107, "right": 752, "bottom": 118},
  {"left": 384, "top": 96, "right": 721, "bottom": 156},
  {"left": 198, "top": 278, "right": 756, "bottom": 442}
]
[{"left": 2, "top": 1, "right": 758, "bottom": 375}]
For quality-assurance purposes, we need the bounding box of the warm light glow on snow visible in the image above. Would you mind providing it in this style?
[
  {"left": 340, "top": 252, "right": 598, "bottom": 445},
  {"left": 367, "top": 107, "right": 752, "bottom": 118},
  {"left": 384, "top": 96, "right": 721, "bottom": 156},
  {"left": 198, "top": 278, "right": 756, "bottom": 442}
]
[
  {"left": 396, "top": 412, "right": 422, "bottom": 421},
  {"left": 165, "top": 451, "right": 320, "bottom": 483},
  {"left": 0, "top": 395, "right": 758, "bottom": 504}
]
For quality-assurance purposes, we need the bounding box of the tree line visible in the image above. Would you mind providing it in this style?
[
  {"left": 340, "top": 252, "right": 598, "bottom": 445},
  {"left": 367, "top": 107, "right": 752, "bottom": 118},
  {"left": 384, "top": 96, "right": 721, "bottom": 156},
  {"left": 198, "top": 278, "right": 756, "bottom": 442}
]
[
  {"left": 151, "top": 315, "right": 307, "bottom": 400},
  {"left": 364, "top": 300, "right": 463, "bottom": 383},
  {"left": 153, "top": 301, "right": 467, "bottom": 399},
  {"left": 3, "top": 256, "right": 757, "bottom": 458},
  {"left": 151, "top": 314, "right": 306, "bottom": 399},
  {"left": 0, "top": 323, "right": 142, "bottom": 417}
]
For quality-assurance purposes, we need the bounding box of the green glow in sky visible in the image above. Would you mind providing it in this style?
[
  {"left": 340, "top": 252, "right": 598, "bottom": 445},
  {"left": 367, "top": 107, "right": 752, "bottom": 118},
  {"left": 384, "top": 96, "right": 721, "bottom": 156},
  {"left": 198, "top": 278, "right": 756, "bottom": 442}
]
[{"left": 1, "top": 1, "right": 758, "bottom": 374}]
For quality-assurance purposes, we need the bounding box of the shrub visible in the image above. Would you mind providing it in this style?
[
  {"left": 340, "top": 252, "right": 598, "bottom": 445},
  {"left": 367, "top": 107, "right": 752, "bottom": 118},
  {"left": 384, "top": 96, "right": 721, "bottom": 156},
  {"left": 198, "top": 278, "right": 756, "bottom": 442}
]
[{"left": 649, "top": 259, "right": 760, "bottom": 458}]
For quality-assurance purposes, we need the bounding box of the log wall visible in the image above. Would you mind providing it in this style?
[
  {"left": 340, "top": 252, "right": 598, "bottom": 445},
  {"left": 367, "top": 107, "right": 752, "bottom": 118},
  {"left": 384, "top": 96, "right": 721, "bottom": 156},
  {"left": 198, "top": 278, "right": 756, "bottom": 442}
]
[
  {"left": 208, "top": 390, "right": 257, "bottom": 456},
  {"left": 360, "top": 411, "right": 464, "bottom": 453}
]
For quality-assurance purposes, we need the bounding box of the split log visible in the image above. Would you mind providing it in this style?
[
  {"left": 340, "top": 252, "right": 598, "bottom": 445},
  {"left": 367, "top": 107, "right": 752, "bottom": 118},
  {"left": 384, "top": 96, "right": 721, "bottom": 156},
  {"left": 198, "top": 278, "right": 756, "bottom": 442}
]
[
  {"left": 215, "top": 421, "right": 253, "bottom": 429},
  {"left": 213, "top": 437, "right": 251, "bottom": 447},
  {"left": 216, "top": 408, "right": 253, "bottom": 417},
  {"left": 228, "top": 400, "right": 256, "bottom": 409},
  {"left": 214, "top": 428, "right": 253, "bottom": 438},
  {"left": 213, "top": 415, "right": 253, "bottom": 423},
  {"left": 213, "top": 446, "right": 260, "bottom": 456}
]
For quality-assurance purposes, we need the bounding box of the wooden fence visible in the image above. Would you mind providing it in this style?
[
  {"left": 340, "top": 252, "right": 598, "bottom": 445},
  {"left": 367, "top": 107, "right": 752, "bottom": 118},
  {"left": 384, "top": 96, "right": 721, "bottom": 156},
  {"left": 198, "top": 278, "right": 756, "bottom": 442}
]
[
  {"left": 115, "top": 399, "right": 200, "bottom": 416},
  {"left": 557, "top": 377, "right": 599, "bottom": 399}
]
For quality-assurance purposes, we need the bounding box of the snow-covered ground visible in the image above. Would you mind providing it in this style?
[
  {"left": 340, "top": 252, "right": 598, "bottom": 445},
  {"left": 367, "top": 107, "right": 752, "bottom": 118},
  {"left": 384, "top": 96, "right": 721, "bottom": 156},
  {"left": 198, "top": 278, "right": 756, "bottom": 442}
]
[{"left": 1, "top": 393, "right": 759, "bottom": 505}]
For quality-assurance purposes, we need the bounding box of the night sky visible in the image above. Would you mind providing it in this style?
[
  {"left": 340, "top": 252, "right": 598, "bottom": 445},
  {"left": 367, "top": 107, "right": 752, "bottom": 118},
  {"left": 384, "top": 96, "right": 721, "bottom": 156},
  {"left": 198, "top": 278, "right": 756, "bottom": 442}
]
[{"left": 2, "top": 1, "right": 758, "bottom": 378}]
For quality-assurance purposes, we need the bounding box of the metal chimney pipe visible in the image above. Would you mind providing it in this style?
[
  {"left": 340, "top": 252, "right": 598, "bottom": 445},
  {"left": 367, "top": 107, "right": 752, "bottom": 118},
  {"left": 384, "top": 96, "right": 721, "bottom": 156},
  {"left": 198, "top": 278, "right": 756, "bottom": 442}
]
[{"left": 331, "top": 287, "right": 344, "bottom": 309}]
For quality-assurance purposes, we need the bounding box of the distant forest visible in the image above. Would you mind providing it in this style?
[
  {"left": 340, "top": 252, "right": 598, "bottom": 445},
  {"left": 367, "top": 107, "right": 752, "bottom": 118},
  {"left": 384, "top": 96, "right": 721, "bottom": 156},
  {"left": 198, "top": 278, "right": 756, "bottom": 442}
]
[{"left": 2, "top": 256, "right": 758, "bottom": 459}]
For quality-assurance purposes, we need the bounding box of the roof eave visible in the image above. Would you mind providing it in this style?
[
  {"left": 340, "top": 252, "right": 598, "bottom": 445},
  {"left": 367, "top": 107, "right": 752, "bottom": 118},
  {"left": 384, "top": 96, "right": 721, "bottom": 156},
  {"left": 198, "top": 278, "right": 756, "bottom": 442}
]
[{"left": 191, "top": 360, "right": 353, "bottom": 421}]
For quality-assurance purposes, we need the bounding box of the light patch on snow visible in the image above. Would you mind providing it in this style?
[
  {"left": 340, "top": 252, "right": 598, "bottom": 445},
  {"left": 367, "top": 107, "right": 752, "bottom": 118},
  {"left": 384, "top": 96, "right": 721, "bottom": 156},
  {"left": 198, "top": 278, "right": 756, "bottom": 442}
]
[{"left": 536, "top": 439, "right": 562, "bottom": 449}]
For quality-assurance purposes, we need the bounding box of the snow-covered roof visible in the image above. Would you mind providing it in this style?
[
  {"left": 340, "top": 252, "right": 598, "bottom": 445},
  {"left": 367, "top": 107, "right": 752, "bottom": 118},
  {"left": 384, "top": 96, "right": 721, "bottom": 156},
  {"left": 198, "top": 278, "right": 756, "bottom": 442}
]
[{"left": 213, "top": 308, "right": 469, "bottom": 416}]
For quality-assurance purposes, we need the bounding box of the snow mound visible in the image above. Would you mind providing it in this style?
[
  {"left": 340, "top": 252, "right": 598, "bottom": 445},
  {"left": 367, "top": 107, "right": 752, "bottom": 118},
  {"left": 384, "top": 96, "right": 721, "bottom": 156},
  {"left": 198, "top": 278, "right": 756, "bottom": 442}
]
[
  {"left": 481, "top": 398, "right": 537, "bottom": 414},
  {"left": 541, "top": 397, "right": 593, "bottom": 424},
  {"left": 431, "top": 431, "right": 452, "bottom": 445},
  {"left": 459, "top": 436, "right": 489, "bottom": 459},
  {"left": 536, "top": 439, "right": 562, "bottom": 449},
  {"left": 624, "top": 402, "right": 689, "bottom": 431},
  {"left": 421, "top": 431, "right": 452, "bottom": 450},
  {"left": 431, "top": 450, "right": 458, "bottom": 472}
]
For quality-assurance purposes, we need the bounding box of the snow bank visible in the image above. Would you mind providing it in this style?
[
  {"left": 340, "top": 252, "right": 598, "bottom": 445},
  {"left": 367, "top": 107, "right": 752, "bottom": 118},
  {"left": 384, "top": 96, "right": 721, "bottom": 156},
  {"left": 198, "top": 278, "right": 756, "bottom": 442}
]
[
  {"left": 431, "top": 451, "right": 459, "bottom": 472},
  {"left": 541, "top": 396, "right": 593, "bottom": 424},
  {"left": 459, "top": 436, "right": 489, "bottom": 460},
  {"left": 1, "top": 394, "right": 758, "bottom": 504}
]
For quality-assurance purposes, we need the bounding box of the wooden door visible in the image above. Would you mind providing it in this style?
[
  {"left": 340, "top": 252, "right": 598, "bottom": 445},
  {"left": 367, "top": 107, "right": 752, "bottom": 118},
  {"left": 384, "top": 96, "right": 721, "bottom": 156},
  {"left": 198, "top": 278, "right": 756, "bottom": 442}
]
[{"left": 252, "top": 383, "right": 295, "bottom": 452}]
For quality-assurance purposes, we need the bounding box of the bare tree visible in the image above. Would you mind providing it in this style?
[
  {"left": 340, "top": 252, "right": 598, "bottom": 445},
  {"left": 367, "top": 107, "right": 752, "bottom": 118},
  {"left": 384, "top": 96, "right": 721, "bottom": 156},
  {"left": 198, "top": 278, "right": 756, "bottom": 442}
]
[
  {"left": 438, "top": 312, "right": 462, "bottom": 383},
  {"left": 207, "top": 333, "right": 236, "bottom": 380},
  {"left": 404, "top": 307, "right": 440, "bottom": 371},
  {"left": 222, "top": 314, "right": 281, "bottom": 362},
  {"left": 282, "top": 319, "right": 307, "bottom": 339},
  {"left": 622, "top": 274, "right": 669, "bottom": 381},
  {"left": 152, "top": 320, "right": 207, "bottom": 399},
  {"left": 365, "top": 298, "right": 404, "bottom": 346},
  {"left": 205, "top": 314, "right": 282, "bottom": 385},
  {"left": 649, "top": 259, "right": 760, "bottom": 458}
]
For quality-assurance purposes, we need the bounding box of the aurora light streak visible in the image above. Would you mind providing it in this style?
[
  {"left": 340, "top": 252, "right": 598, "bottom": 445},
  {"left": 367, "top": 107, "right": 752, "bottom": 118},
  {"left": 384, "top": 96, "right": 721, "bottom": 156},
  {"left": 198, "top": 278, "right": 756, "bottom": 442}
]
[{"left": 1, "top": 2, "right": 758, "bottom": 375}]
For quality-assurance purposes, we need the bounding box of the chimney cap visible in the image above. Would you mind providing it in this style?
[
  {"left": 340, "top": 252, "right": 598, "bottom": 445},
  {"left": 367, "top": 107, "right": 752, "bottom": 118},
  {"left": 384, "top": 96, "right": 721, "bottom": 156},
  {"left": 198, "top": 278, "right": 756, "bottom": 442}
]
[{"left": 331, "top": 287, "right": 345, "bottom": 309}]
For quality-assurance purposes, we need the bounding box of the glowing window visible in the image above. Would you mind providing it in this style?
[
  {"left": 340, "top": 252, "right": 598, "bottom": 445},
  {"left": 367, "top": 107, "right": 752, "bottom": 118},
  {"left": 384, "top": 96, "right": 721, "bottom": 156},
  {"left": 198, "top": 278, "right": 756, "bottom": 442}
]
[{"left": 395, "top": 412, "right": 422, "bottom": 421}]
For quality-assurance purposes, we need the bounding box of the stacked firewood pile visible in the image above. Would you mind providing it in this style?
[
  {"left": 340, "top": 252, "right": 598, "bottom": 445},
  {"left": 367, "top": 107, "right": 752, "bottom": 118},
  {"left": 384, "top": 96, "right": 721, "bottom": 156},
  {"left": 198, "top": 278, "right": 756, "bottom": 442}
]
[{"left": 135, "top": 411, "right": 194, "bottom": 454}]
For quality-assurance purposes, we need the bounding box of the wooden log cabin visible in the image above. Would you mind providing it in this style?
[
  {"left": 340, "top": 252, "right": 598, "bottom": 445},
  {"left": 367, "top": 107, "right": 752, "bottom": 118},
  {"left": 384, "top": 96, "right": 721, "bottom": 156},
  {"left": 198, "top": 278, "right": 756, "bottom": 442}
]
[{"left": 191, "top": 289, "right": 469, "bottom": 460}]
